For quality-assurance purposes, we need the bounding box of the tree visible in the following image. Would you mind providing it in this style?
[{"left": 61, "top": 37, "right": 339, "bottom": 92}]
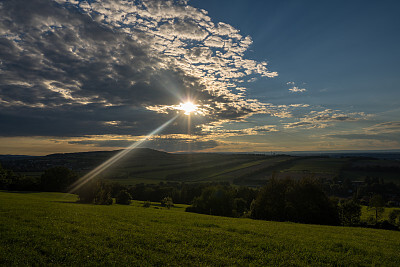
[
  {"left": 187, "top": 185, "right": 234, "bottom": 217},
  {"left": 116, "top": 190, "right": 132, "bottom": 205},
  {"left": 250, "top": 177, "right": 288, "bottom": 221},
  {"left": 338, "top": 199, "right": 361, "bottom": 226},
  {"left": 0, "top": 164, "right": 14, "bottom": 190},
  {"left": 233, "top": 198, "right": 248, "bottom": 217},
  {"left": 161, "top": 196, "right": 174, "bottom": 209},
  {"left": 76, "top": 179, "right": 113, "bottom": 205},
  {"left": 40, "top": 166, "right": 78, "bottom": 192},
  {"left": 369, "top": 194, "right": 385, "bottom": 223},
  {"left": 388, "top": 210, "right": 400, "bottom": 226}
]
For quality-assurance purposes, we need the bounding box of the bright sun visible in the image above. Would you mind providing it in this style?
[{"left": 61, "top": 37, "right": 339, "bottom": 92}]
[{"left": 179, "top": 101, "right": 197, "bottom": 115}]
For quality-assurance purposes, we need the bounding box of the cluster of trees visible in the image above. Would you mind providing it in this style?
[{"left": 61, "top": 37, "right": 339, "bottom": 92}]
[
  {"left": 185, "top": 185, "right": 253, "bottom": 217},
  {"left": 2, "top": 164, "right": 400, "bottom": 229},
  {"left": 185, "top": 177, "right": 400, "bottom": 229},
  {"left": 322, "top": 175, "right": 399, "bottom": 202},
  {"left": 0, "top": 165, "right": 78, "bottom": 192},
  {"left": 249, "top": 177, "right": 339, "bottom": 225},
  {"left": 0, "top": 164, "right": 40, "bottom": 191}
]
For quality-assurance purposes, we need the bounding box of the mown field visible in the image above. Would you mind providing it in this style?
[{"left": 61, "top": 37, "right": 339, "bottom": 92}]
[{"left": 1, "top": 191, "right": 400, "bottom": 266}]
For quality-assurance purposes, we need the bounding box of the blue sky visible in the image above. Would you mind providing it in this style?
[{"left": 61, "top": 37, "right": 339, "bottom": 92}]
[
  {"left": 0, "top": 0, "right": 399, "bottom": 155},
  {"left": 192, "top": 0, "right": 400, "bottom": 108}
]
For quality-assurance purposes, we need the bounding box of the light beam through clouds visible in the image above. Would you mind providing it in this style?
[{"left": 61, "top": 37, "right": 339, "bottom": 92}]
[{"left": 67, "top": 114, "right": 179, "bottom": 194}]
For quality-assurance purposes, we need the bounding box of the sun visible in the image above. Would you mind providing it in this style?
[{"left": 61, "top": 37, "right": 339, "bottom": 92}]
[{"left": 179, "top": 101, "right": 198, "bottom": 115}]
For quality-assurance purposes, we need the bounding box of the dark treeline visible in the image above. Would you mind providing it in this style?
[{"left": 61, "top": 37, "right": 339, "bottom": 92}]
[
  {"left": 321, "top": 175, "right": 400, "bottom": 205},
  {"left": 1, "top": 164, "right": 400, "bottom": 229},
  {"left": 249, "top": 177, "right": 339, "bottom": 225}
]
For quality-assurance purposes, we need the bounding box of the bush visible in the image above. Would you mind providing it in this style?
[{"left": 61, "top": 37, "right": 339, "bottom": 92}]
[
  {"left": 161, "top": 196, "right": 173, "bottom": 209},
  {"left": 142, "top": 200, "right": 151, "bottom": 208},
  {"left": 389, "top": 210, "right": 400, "bottom": 225},
  {"left": 116, "top": 190, "right": 132, "bottom": 205}
]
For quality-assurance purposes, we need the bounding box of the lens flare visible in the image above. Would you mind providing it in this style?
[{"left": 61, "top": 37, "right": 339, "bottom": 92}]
[{"left": 66, "top": 114, "right": 179, "bottom": 195}]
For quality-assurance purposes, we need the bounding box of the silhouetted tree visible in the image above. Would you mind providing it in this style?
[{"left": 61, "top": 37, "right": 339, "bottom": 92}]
[
  {"left": 116, "top": 190, "right": 132, "bottom": 205},
  {"left": 233, "top": 197, "right": 248, "bottom": 217},
  {"left": 40, "top": 166, "right": 78, "bottom": 192},
  {"left": 338, "top": 199, "right": 361, "bottom": 226},
  {"left": 161, "top": 196, "right": 174, "bottom": 209},
  {"left": 76, "top": 179, "right": 113, "bottom": 205},
  {"left": 369, "top": 194, "right": 385, "bottom": 223}
]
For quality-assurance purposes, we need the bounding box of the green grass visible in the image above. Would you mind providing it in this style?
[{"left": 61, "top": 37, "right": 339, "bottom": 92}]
[
  {"left": 1, "top": 192, "right": 400, "bottom": 266},
  {"left": 282, "top": 158, "right": 349, "bottom": 174},
  {"left": 361, "top": 206, "right": 400, "bottom": 222}
]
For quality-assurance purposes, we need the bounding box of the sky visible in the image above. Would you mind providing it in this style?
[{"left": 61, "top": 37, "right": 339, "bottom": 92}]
[{"left": 0, "top": 0, "right": 399, "bottom": 155}]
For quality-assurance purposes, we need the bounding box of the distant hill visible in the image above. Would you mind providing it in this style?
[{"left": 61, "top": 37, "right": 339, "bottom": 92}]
[{"left": 1, "top": 148, "right": 400, "bottom": 186}]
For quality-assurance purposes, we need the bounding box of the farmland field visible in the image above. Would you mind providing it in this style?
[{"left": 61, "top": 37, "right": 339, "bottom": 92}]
[
  {"left": 2, "top": 149, "right": 400, "bottom": 186},
  {"left": 1, "top": 191, "right": 400, "bottom": 266}
]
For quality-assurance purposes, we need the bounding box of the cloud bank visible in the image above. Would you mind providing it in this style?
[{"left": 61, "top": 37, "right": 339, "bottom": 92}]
[
  {"left": 0, "top": 0, "right": 279, "bottom": 139},
  {"left": 0, "top": 0, "right": 376, "bottom": 153}
]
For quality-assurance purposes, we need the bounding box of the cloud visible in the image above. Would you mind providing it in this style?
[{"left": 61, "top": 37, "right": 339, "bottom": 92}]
[
  {"left": 0, "top": 0, "right": 374, "bottom": 153},
  {"left": 289, "top": 86, "right": 307, "bottom": 93},
  {"left": 364, "top": 121, "right": 400, "bottom": 134},
  {"left": 0, "top": 0, "right": 280, "bottom": 141},
  {"left": 66, "top": 134, "right": 219, "bottom": 151},
  {"left": 284, "top": 109, "right": 368, "bottom": 129},
  {"left": 325, "top": 121, "right": 400, "bottom": 143}
]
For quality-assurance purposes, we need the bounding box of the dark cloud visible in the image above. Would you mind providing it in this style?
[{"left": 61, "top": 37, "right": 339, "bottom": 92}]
[{"left": 0, "top": 0, "right": 278, "bottom": 141}]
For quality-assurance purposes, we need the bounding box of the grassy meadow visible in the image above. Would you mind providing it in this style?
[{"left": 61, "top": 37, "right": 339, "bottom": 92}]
[{"left": 1, "top": 191, "right": 400, "bottom": 266}]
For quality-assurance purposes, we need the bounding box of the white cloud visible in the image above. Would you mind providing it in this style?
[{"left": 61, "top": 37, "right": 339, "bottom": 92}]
[{"left": 289, "top": 86, "right": 307, "bottom": 93}]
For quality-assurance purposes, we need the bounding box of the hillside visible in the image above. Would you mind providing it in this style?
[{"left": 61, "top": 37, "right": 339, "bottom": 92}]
[
  {"left": 1, "top": 149, "right": 400, "bottom": 186},
  {"left": 1, "top": 191, "right": 399, "bottom": 266}
]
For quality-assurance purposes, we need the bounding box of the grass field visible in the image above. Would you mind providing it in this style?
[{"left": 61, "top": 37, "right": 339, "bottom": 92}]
[
  {"left": 1, "top": 191, "right": 400, "bottom": 266},
  {"left": 361, "top": 206, "right": 400, "bottom": 222}
]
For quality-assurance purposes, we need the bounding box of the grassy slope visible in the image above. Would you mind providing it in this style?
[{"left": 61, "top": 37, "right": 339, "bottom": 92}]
[{"left": 1, "top": 192, "right": 400, "bottom": 266}]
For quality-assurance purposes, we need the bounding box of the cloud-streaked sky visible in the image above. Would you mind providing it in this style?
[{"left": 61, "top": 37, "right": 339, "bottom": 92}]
[{"left": 1, "top": 0, "right": 399, "bottom": 155}]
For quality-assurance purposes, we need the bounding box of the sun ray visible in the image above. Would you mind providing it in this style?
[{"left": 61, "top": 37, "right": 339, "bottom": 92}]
[{"left": 66, "top": 114, "right": 179, "bottom": 195}]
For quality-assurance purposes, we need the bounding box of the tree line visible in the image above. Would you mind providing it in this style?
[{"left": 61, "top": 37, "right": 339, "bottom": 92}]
[{"left": 1, "top": 164, "right": 399, "bottom": 229}]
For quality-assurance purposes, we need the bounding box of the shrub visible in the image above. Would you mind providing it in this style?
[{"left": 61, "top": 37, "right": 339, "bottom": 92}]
[
  {"left": 116, "top": 190, "right": 132, "bottom": 205},
  {"left": 388, "top": 210, "right": 400, "bottom": 225},
  {"left": 142, "top": 200, "right": 151, "bottom": 208},
  {"left": 161, "top": 196, "right": 173, "bottom": 209}
]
